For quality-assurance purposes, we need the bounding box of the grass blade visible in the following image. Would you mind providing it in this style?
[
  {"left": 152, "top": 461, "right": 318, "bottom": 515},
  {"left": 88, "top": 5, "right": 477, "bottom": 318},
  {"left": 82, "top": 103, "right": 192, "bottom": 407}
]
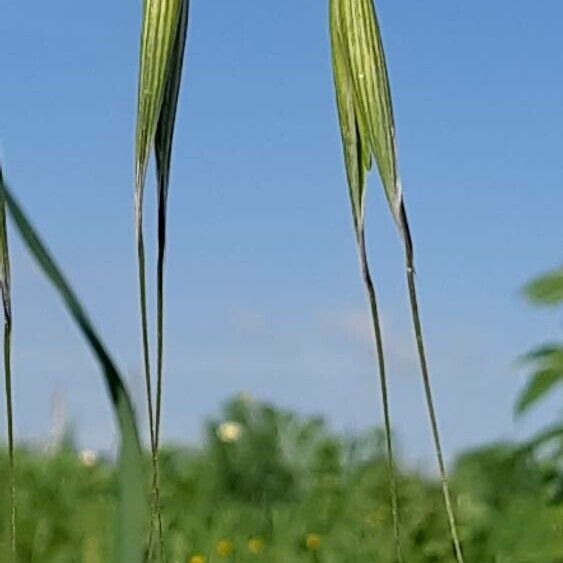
[
  {"left": 0, "top": 165, "right": 15, "bottom": 562},
  {"left": 330, "top": 0, "right": 464, "bottom": 559},
  {"left": 0, "top": 178, "right": 146, "bottom": 563},
  {"left": 330, "top": 1, "right": 401, "bottom": 559}
]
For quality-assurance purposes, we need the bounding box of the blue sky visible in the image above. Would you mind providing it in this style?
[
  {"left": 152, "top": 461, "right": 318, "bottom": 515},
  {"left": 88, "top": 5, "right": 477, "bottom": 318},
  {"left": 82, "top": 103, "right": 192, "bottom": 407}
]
[{"left": 0, "top": 1, "right": 562, "bottom": 465}]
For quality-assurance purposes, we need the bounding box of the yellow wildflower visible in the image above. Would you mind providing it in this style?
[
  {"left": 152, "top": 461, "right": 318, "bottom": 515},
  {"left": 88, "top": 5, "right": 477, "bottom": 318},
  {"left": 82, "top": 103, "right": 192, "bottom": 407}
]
[
  {"left": 366, "top": 508, "right": 386, "bottom": 527},
  {"left": 247, "top": 537, "right": 264, "bottom": 554},
  {"left": 216, "top": 539, "right": 234, "bottom": 557},
  {"left": 189, "top": 556, "right": 206, "bottom": 563},
  {"left": 306, "top": 533, "right": 321, "bottom": 552}
]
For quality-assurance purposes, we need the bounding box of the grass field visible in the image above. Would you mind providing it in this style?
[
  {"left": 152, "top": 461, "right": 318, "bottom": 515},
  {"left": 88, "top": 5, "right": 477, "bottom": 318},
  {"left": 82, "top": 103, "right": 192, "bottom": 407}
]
[
  {"left": 0, "top": 395, "right": 561, "bottom": 562},
  {"left": 2, "top": 1, "right": 563, "bottom": 560}
]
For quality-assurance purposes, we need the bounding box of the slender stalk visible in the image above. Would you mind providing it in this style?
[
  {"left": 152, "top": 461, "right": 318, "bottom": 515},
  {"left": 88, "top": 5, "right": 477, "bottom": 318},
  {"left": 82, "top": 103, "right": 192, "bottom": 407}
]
[
  {"left": 155, "top": 184, "right": 166, "bottom": 453},
  {"left": 0, "top": 166, "right": 15, "bottom": 562},
  {"left": 153, "top": 0, "right": 189, "bottom": 455},
  {"left": 4, "top": 318, "right": 15, "bottom": 562},
  {"left": 137, "top": 226, "right": 156, "bottom": 453},
  {"left": 149, "top": 186, "right": 167, "bottom": 561},
  {"left": 151, "top": 140, "right": 169, "bottom": 563},
  {"left": 136, "top": 223, "right": 164, "bottom": 558},
  {"left": 147, "top": 463, "right": 165, "bottom": 562},
  {"left": 357, "top": 228, "right": 402, "bottom": 562},
  {"left": 401, "top": 207, "right": 464, "bottom": 563},
  {"left": 151, "top": 191, "right": 167, "bottom": 561}
]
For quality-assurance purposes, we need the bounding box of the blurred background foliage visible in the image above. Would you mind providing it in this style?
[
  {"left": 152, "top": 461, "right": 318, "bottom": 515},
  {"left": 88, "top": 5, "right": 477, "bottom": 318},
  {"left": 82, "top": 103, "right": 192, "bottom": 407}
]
[
  {"left": 0, "top": 395, "right": 561, "bottom": 562},
  {"left": 0, "top": 268, "right": 561, "bottom": 562}
]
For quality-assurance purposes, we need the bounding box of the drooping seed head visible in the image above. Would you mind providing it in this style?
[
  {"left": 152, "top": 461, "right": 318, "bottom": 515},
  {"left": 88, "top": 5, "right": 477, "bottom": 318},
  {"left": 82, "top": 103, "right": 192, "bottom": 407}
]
[
  {"left": 329, "top": 0, "right": 406, "bottom": 238},
  {"left": 135, "top": 0, "right": 185, "bottom": 220}
]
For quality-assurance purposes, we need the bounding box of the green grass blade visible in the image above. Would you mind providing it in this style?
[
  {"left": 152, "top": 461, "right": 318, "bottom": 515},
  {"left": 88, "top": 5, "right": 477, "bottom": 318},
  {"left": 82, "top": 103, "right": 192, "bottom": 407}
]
[
  {"left": 0, "top": 179, "right": 146, "bottom": 563},
  {"left": 0, "top": 166, "right": 15, "bottom": 562}
]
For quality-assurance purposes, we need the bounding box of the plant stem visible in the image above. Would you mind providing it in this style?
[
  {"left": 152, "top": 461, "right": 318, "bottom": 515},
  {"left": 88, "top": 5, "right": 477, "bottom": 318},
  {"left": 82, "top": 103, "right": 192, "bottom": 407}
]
[
  {"left": 357, "top": 228, "right": 402, "bottom": 562},
  {"left": 4, "top": 317, "right": 15, "bottom": 562},
  {"left": 148, "top": 461, "right": 165, "bottom": 561},
  {"left": 149, "top": 185, "right": 167, "bottom": 561},
  {"left": 401, "top": 207, "right": 464, "bottom": 563},
  {"left": 137, "top": 225, "right": 164, "bottom": 558},
  {"left": 137, "top": 227, "right": 156, "bottom": 452},
  {"left": 155, "top": 184, "right": 166, "bottom": 453}
]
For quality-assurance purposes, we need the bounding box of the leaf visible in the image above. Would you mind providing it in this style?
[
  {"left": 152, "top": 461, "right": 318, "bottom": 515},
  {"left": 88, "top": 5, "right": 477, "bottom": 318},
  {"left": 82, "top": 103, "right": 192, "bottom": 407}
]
[
  {"left": 522, "top": 344, "right": 563, "bottom": 363},
  {"left": 519, "top": 423, "right": 563, "bottom": 456},
  {"left": 516, "top": 344, "right": 563, "bottom": 415},
  {"left": 524, "top": 268, "right": 563, "bottom": 306},
  {"left": 516, "top": 368, "right": 563, "bottom": 415},
  {"left": 330, "top": 0, "right": 405, "bottom": 235},
  {"left": 154, "top": 0, "right": 189, "bottom": 449},
  {"left": 0, "top": 179, "right": 146, "bottom": 563}
]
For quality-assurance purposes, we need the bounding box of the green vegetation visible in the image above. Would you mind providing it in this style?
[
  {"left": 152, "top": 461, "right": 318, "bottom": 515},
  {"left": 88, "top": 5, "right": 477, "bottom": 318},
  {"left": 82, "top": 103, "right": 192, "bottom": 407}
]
[
  {"left": 517, "top": 266, "right": 563, "bottom": 462},
  {"left": 0, "top": 395, "right": 561, "bottom": 562},
  {"left": 1, "top": 0, "right": 561, "bottom": 557}
]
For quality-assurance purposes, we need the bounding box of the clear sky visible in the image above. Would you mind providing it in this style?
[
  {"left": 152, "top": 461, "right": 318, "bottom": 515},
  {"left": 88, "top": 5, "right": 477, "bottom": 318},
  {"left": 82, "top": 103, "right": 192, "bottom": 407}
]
[{"left": 1, "top": 1, "right": 562, "bottom": 466}]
